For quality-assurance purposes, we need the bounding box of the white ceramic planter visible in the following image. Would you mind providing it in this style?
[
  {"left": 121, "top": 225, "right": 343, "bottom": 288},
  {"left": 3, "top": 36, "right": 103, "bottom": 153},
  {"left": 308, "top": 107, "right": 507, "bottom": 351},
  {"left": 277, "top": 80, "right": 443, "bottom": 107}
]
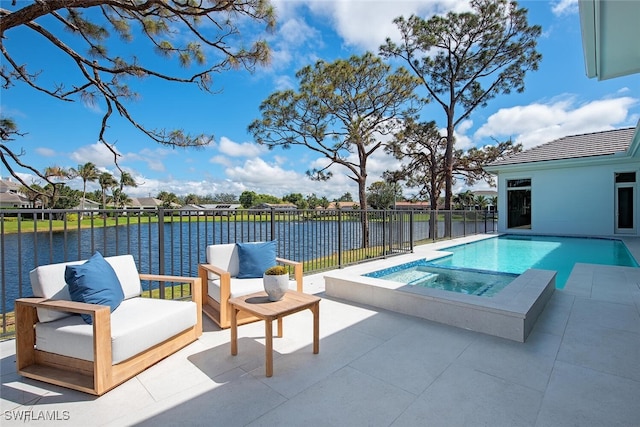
[{"left": 263, "top": 273, "right": 289, "bottom": 301}]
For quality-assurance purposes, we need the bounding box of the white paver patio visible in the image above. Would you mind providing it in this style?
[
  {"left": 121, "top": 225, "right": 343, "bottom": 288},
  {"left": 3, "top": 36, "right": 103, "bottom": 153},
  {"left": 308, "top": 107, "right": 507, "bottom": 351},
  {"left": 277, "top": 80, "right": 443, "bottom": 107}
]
[{"left": 1, "top": 236, "right": 639, "bottom": 426}]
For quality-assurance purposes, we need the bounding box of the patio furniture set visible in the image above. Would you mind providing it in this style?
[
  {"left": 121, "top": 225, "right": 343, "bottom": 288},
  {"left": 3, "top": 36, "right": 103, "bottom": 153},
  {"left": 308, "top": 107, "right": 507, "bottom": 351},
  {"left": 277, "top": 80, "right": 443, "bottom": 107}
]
[{"left": 14, "top": 242, "right": 317, "bottom": 395}]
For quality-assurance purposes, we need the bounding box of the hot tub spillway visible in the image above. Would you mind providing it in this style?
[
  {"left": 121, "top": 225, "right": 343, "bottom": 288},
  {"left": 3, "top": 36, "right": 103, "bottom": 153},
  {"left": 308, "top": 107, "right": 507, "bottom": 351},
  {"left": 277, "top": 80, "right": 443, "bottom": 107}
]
[{"left": 408, "top": 272, "right": 439, "bottom": 286}]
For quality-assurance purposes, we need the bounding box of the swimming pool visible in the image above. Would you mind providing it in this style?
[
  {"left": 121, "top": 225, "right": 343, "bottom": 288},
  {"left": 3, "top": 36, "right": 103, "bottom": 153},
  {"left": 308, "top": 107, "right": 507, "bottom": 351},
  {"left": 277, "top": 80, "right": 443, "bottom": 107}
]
[
  {"left": 430, "top": 235, "right": 638, "bottom": 288},
  {"left": 365, "top": 262, "right": 517, "bottom": 297}
]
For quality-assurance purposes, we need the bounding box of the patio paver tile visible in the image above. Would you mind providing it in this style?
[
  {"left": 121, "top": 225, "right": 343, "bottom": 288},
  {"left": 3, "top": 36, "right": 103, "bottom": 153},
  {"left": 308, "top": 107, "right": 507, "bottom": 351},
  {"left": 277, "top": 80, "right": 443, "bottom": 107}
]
[
  {"left": 535, "top": 360, "right": 640, "bottom": 427},
  {"left": 246, "top": 366, "right": 416, "bottom": 427},
  {"left": 391, "top": 364, "right": 543, "bottom": 427}
]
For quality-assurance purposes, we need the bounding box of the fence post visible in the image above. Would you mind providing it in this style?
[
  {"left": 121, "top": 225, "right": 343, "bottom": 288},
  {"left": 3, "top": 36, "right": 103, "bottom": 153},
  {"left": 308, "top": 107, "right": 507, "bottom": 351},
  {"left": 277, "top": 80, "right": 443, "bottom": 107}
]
[
  {"left": 409, "top": 211, "right": 414, "bottom": 252},
  {"left": 158, "top": 207, "right": 165, "bottom": 299},
  {"left": 270, "top": 208, "right": 276, "bottom": 241},
  {"left": 382, "top": 210, "right": 388, "bottom": 258},
  {"left": 463, "top": 210, "right": 466, "bottom": 236},
  {"left": 337, "top": 209, "right": 343, "bottom": 268}
]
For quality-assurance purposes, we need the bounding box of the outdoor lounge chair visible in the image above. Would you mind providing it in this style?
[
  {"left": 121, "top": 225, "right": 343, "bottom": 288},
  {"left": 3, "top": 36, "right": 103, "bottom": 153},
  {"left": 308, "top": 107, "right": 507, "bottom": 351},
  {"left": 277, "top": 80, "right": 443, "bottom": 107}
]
[
  {"left": 198, "top": 242, "right": 303, "bottom": 329},
  {"left": 14, "top": 253, "right": 202, "bottom": 396}
]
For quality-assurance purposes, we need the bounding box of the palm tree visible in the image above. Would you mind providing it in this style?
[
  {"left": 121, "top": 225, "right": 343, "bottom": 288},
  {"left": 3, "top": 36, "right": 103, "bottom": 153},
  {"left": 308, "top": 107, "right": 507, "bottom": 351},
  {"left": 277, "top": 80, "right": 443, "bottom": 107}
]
[
  {"left": 490, "top": 196, "right": 498, "bottom": 212},
  {"left": 184, "top": 193, "right": 200, "bottom": 205},
  {"left": 475, "top": 195, "right": 488, "bottom": 211},
  {"left": 70, "top": 162, "right": 99, "bottom": 217},
  {"left": 98, "top": 172, "right": 117, "bottom": 215},
  {"left": 115, "top": 171, "right": 137, "bottom": 208},
  {"left": 157, "top": 191, "right": 180, "bottom": 208},
  {"left": 44, "top": 165, "right": 70, "bottom": 209},
  {"left": 458, "top": 190, "right": 474, "bottom": 210}
]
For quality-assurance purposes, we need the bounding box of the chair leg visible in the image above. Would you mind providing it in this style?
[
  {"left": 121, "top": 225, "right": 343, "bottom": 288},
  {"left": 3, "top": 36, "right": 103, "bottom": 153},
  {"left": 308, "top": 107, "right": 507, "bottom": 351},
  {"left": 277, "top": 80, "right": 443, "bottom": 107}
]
[{"left": 15, "top": 301, "right": 37, "bottom": 371}]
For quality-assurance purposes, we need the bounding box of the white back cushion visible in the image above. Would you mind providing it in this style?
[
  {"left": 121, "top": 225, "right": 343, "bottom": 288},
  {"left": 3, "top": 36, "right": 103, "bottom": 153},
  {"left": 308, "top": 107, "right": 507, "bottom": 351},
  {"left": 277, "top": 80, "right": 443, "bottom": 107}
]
[
  {"left": 106, "top": 255, "right": 142, "bottom": 299},
  {"left": 205, "top": 244, "right": 239, "bottom": 277},
  {"left": 30, "top": 254, "right": 141, "bottom": 322}
]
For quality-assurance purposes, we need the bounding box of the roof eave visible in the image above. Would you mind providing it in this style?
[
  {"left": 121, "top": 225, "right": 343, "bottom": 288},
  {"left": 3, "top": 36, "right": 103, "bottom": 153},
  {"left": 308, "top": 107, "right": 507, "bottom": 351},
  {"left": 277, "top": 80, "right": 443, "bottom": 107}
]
[
  {"left": 627, "top": 121, "right": 640, "bottom": 158},
  {"left": 579, "top": 0, "right": 640, "bottom": 80},
  {"left": 484, "top": 152, "right": 632, "bottom": 174},
  {"left": 579, "top": 0, "right": 598, "bottom": 79}
]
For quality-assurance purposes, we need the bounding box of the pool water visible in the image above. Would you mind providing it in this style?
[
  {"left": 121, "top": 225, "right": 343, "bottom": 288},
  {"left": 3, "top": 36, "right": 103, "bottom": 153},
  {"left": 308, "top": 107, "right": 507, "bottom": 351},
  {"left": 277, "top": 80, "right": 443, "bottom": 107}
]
[
  {"left": 367, "top": 263, "right": 517, "bottom": 297},
  {"left": 430, "top": 235, "right": 638, "bottom": 288}
]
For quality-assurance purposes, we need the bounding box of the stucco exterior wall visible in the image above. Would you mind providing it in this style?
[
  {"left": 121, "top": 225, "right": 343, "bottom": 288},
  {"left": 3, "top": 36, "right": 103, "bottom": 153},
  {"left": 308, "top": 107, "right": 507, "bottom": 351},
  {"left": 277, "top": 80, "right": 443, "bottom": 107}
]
[{"left": 495, "top": 159, "right": 639, "bottom": 237}]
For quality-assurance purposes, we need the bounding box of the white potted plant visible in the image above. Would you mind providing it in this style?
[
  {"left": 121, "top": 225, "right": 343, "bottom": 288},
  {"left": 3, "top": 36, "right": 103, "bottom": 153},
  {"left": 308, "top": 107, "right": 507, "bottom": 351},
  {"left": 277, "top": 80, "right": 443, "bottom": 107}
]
[{"left": 263, "top": 265, "right": 289, "bottom": 301}]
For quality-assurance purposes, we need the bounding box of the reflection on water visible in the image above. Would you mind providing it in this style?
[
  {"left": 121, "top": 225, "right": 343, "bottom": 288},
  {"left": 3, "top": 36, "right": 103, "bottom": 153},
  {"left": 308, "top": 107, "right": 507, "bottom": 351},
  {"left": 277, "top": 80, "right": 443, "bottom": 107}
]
[{"left": 1, "top": 218, "right": 490, "bottom": 312}]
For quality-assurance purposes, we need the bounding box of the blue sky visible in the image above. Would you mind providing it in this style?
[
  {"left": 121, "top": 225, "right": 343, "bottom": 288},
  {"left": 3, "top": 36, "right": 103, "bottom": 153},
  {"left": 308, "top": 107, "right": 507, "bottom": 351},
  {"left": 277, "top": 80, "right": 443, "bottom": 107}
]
[{"left": 2, "top": 0, "right": 639, "bottom": 200}]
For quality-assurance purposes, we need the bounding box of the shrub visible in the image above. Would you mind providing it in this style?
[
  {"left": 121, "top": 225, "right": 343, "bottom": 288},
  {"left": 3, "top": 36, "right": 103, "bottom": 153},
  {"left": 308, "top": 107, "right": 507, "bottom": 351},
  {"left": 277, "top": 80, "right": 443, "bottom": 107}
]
[{"left": 264, "top": 265, "right": 288, "bottom": 275}]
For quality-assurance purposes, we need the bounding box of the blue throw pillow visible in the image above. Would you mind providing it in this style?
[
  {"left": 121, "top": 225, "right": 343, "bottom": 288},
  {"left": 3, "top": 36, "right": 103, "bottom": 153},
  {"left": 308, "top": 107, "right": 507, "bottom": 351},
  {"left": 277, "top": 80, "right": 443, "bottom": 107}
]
[
  {"left": 65, "top": 251, "right": 125, "bottom": 324},
  {"left": 236, "top": 241, "right": 277, "bottom": 279}
]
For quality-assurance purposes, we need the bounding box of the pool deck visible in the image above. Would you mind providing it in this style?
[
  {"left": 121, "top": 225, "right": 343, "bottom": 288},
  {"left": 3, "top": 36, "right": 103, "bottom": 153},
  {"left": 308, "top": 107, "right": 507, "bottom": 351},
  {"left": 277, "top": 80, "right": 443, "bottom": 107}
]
[{"left": 2, "top": 235, "right": 640, "bottom": 426}]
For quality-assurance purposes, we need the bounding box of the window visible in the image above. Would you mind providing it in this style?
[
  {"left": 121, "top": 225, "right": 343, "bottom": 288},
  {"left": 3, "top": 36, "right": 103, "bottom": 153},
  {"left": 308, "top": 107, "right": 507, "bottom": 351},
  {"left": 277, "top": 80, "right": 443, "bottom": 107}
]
[
  {"left": 507, "top": 178, "right": 531, "bottom": 229},
  {"left": 615, "top": 172, "right": 636, "bottom": 232}
]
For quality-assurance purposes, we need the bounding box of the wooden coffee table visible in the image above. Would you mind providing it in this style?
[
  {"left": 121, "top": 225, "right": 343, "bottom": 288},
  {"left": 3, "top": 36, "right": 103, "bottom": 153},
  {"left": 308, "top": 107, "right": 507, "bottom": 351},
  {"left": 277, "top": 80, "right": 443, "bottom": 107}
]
[{"left": 229, "top": 290, "right": 321, "bottom": 377}]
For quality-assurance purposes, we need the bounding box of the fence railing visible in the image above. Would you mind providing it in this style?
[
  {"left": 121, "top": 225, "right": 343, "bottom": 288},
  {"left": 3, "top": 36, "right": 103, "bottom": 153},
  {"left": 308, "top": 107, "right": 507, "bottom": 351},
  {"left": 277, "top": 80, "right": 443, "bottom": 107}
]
[{"left": 0, "top": 207, "right": 497, "bottom": 338}]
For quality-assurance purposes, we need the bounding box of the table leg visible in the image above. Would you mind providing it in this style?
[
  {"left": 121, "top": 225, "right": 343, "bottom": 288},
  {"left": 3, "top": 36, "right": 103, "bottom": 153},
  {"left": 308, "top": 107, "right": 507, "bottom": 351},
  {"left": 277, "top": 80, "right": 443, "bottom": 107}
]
[
  {"left": 312, "top": 302, "right": 319, "bottom": 354},
  {"left": 277, "top": 316, "right": 283, "bottom": 338},
  {"left": 231, "top": 306, "right": 238, "bottom": 356},
  {"left": 265, "top": 318, "right": 273, "bottom": 377}
]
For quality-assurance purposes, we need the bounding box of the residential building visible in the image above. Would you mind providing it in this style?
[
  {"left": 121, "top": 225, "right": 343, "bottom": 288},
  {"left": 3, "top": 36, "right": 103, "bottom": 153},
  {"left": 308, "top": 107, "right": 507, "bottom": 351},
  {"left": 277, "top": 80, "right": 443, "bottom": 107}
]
[{"left": 485, "top": 126, "right": 639, "bottom": 237}]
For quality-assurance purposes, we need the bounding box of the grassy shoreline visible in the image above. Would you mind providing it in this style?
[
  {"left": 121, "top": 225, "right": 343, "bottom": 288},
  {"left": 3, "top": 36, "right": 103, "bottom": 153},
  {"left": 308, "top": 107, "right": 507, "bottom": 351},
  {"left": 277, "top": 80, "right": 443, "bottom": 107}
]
[{"left": 0, "top": 211, "right": 476, "bottom": 235}]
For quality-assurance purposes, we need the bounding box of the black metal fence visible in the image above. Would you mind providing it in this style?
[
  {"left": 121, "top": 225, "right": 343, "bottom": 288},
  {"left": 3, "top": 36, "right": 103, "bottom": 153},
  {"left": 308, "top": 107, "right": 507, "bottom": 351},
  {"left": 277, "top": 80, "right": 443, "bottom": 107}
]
[{"left": 0, "top": 207, "right": 497, "bottom": 338}]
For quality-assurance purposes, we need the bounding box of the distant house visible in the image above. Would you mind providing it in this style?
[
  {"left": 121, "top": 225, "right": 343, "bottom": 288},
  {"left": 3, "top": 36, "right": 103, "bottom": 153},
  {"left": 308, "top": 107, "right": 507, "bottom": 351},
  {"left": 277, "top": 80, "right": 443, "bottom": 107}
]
[
  {"left": 208, "top": 204, "right": 241, "bottom": 216},
  {"left": 0, "top": 178, "right": 21, "bottom": 194},
  {"left": 128, "top": 197, "right": 170, "bottom": 210},
  {"left": 254, "top": 203, "right": 297, "bottom": 210},
  {"left": 178, "top": 203, "right": 241, "bottom": 216},
  {"left": 323, "top": 202, "right": 360, "bottom": 210},
  {"left": 178, "top": 204, "right": 204, "bottom": 216},
  {"left": 0, "top": 192, "right": 31, "bottom": 209},
  {"left": 73, "top": 198, "right": 100, "bottom": 211},
  {"left": 0, "top": 178, "right": 35, "bottom": 208},
  {"left": 484, "top": 126, "right": 639, "bottom": 237},
  {"left": 394, "top": 201, "right": 430, "bottom": 211}
]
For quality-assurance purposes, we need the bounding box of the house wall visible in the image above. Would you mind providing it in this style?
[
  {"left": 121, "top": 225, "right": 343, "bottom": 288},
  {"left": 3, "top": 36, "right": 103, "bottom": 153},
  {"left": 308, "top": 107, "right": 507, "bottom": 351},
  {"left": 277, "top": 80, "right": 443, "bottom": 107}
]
[{"left": 495, "top": 159, "right": 639, "bottom": 237}]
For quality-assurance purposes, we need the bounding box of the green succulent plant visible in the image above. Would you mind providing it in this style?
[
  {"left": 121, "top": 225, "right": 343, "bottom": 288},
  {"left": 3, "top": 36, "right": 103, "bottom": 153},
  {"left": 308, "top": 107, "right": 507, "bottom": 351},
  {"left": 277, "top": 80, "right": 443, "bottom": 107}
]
[{"left": 264, "top": 265, "right": 288, "bottom": 275}]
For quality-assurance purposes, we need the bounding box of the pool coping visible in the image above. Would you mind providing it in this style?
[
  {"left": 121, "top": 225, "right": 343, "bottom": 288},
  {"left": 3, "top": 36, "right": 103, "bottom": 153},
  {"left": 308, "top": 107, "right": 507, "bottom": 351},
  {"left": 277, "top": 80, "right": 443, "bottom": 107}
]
[{"left": 324, "top": 251, "right": 556, "bottom": 342}]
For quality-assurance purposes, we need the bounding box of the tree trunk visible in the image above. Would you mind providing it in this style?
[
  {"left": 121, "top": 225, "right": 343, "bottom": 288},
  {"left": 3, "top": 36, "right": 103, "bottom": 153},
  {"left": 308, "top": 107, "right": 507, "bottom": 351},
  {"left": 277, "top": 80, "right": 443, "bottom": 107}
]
[
  {"left": 444, "top": 111, "right": 455, "bottom": 238},
  {"left": 428, "top": 186, "right": 437, "bottom": 240},
  {"left": 358, "top": 175, "right": 369, "bottom": 248}
]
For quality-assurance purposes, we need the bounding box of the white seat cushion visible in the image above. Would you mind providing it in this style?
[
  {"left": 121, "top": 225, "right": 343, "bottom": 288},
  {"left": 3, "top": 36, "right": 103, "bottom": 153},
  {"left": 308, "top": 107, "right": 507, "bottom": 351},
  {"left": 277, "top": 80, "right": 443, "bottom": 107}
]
[
  {"left": 207, "top": 277, "right": 298, "bottom": 302},
  {"left": 30, "top": 254, "right": 142, "bottom": 323},
  {"left": 35, "top": 297, "right": 196, "bottom": 364}
]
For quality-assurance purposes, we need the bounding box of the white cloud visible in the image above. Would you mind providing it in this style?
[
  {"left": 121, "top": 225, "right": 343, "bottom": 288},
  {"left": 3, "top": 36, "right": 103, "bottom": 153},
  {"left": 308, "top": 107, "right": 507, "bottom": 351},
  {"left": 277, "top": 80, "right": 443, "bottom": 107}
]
[
  {"left": 267, "top": 12, "right": 323, "bottom": 71},
  {"left": 551, "top": 0, "right": 579, "bottom": 16},
  {"left": 209, "top": 155, "right": 233, "bottom": 167},
  {"left": 474, "top": 96, "right": 638, "bottom": 149},
  {"left": 35, "top": 147, "right": 57, "bottom": 157},
  {"left": 129, "top": 148, "right": 169, "bottom": 172},
  {"left": 307, "top": 0, "right": 471, "bottom": 52},
  {"left": 274, "top": 75, "right": 295, "bottom": 91},
  {"left": 451, "top": 119, "right": 474, "bottom": 150},
  {"left": 218, "top": 136, "right": 265, "bottom": 158},
  {"left": 226, "top": 157, "right": 301, "bottom": 186},
  {"left": 70, "top": 142, "right": 120, "bottom": 168}
]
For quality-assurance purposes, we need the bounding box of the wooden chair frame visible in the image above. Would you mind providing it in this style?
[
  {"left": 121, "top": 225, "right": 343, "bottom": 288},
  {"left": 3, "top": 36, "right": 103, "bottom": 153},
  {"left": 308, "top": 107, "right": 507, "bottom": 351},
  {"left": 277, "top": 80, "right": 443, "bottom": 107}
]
[
  {"left": 198, "top": 257, "right": 302, "bottom": 329},
  {"left": 15, "top": 274, "right": 202, "bottom": 396}
]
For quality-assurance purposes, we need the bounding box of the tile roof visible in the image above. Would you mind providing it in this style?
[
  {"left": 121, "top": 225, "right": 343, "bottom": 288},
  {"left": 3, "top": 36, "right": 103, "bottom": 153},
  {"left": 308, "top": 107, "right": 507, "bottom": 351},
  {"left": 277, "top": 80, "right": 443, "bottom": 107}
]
[{"left": 488, "top": 127, "right": 636, "bottom": 167}]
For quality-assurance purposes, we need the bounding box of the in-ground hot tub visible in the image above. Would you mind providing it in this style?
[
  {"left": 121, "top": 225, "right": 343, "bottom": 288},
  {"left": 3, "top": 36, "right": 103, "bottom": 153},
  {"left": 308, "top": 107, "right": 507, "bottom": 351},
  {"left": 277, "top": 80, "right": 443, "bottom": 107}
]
[
  {"left": 324, "top": 254, "right": 555, "bottom": 342},
  {"left": 364, "top": 260, "right": 519, "bottom": 297}
]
